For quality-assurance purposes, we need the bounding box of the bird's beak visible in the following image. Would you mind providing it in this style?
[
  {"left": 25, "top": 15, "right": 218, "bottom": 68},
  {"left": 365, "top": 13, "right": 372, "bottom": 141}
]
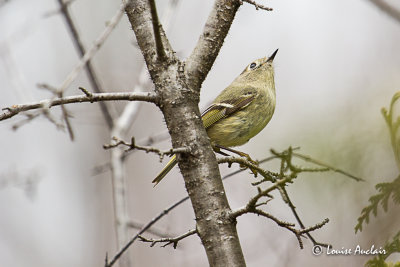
[{"left": 267, "top": 49, "right": 279, "bottom": 62}]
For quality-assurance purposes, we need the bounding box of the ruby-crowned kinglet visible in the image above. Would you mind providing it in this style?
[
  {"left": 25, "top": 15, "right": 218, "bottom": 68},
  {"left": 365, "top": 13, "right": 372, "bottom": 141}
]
[{"left": 153, "top": 49, "right": 278, "bottom": 186}]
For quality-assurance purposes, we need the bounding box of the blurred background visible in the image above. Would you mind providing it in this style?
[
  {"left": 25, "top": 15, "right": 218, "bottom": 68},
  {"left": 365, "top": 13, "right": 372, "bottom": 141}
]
[{"left": 1, "top": 0, "right": 400, "bottom": 266}]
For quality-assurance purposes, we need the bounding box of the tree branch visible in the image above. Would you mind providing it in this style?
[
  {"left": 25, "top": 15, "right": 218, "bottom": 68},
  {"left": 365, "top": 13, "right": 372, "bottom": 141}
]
[
  {"left": 125, "top": 0, "right": 175, "bottom": 73},
  {"left": 148, "top": 0, "right": 167, "bottom": 60},
  {"left": 0, "top": 91, "right": 158, "bottom": 121},
  {"left": 186, "top": 0, "right": 241, "bottom": 89},
  {"left": 125, "top": 1, "right": 249, "bottom": 266}
]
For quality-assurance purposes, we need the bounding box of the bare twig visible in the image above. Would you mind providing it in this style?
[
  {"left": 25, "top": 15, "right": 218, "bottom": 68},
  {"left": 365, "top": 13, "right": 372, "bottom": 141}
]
[
  {"left": 103, "top": 136, "right": 190, "bottom": 161},
  {"left": 277, "top": 185, "right": 330, "bottom": 248},
  {"left": 91, "top": 130, "right": 170, "bottom": 176},
  {"left": 0, "top": 91, "right": 158, "bottom": 121},
  {"left": 240, "top": 0, "right": 273, "bottom": 11},
  {"left": 367, "top": 0, "right": 400, "bottom": 23},
  {"left": 231, "top": 176, "right": 296, "bottom": 218},
  {"left": 231, "top": 176, "right": 329, "bottom": 249},
  {"left": 139, "top": 229, "right": 197, "bottom": 249},
  {"left": 217, "top": 156, "right": 278, "bottom": 182}
]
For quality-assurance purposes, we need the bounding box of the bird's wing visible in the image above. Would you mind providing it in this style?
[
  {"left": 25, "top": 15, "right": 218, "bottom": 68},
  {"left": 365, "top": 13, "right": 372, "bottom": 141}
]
[{"left": 201, "top": 92, "right": 256, "bottom": 129}]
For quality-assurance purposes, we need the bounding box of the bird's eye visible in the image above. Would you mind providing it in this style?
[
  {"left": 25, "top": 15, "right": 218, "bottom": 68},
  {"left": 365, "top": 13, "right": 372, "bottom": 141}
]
[{"left": 249, "top": 62, "right": 257, "bottom": 69}]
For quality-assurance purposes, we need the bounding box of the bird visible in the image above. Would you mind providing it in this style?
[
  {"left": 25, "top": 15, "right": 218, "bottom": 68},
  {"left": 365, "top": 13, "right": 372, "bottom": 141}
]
[{"left": 152, "top": 49, "right": 278, "bottom": 186}]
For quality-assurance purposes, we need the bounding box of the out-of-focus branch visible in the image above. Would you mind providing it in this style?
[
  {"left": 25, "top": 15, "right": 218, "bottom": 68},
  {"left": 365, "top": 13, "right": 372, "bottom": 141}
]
[
  {"left": 126, "top": 220, "right": 174, "bottom": 238},
  {"left": 270, "top": 148, "right": 363, "bottom": 181},
  {"left": 57, "top": 0, "right": 114, "bottom": 129},
  {"left": 39, "top": 1, "right": 128, "bottom": 139},
  {"left": 108, "top": 1, "right": 180, "bottom": 266},
  {"left": 38, "top": 82, "right": 75, "bottom": 140},
  {"left": 0, "top": 91, "right": 158, "bottom": 121},
  {"left": 367, "top": 0, "right": 400, "bottom": 23},
  {"left": 57, "top": 1, "right": 128, "bottom": 94},
  {"left": 105, "top": 194, "right": 190, "bottom": 267}
]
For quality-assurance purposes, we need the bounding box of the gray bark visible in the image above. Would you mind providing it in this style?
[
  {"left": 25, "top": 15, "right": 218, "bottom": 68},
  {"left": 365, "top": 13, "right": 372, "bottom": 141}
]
[{"left": 125, "top": 0, "right": 246, "bottom": 266}]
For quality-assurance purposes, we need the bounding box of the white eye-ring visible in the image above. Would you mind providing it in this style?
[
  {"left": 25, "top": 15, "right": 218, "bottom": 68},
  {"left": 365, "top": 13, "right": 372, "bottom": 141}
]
[{"left": 249, "top": 62, "right": 257, "bottom": 69}]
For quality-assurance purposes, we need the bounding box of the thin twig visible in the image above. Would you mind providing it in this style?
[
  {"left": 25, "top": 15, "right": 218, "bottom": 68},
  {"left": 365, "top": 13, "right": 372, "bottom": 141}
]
[
  {"left": 231, "top": 176, "right": 329, "bottom": 249},
  {"left": 278, "top": 185, "right": 330, "bottom": 248},
  {"left": 217, "top": 156, "right": 278, "bottom": 182},
  {"left": 139, "top": 229, "right": 197, "bottom": 249},
  {"left": 103, "top": 136, "right": 190, "bottom": 161},
  {"left": 0, "top": 91, "right": 158, "bottom": 121},
  {"left": 240, "top": 0, "right": 273, "bottom": 11},
  {"left": 231, "top": 176, "right": 295, "bottom": 218},
  {"left": 92, "top": 131, "right": 170, "bottom": 175}
]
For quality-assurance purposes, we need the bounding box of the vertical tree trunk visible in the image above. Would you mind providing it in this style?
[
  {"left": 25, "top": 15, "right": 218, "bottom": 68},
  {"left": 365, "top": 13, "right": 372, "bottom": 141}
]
[{"left": 125, "top": 0, "right": 246, "bottom": 265}]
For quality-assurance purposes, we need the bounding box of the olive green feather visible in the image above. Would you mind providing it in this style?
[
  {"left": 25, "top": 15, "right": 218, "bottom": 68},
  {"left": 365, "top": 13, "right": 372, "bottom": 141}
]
[{"left": 152, "top": 49, "right": 278, "bottom": 186}]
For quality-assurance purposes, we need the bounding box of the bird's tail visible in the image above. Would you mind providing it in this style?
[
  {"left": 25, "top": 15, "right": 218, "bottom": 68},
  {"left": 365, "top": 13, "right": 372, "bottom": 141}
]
[{"left": 152, "top": 155, "right": 177, "bottom": 186}]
